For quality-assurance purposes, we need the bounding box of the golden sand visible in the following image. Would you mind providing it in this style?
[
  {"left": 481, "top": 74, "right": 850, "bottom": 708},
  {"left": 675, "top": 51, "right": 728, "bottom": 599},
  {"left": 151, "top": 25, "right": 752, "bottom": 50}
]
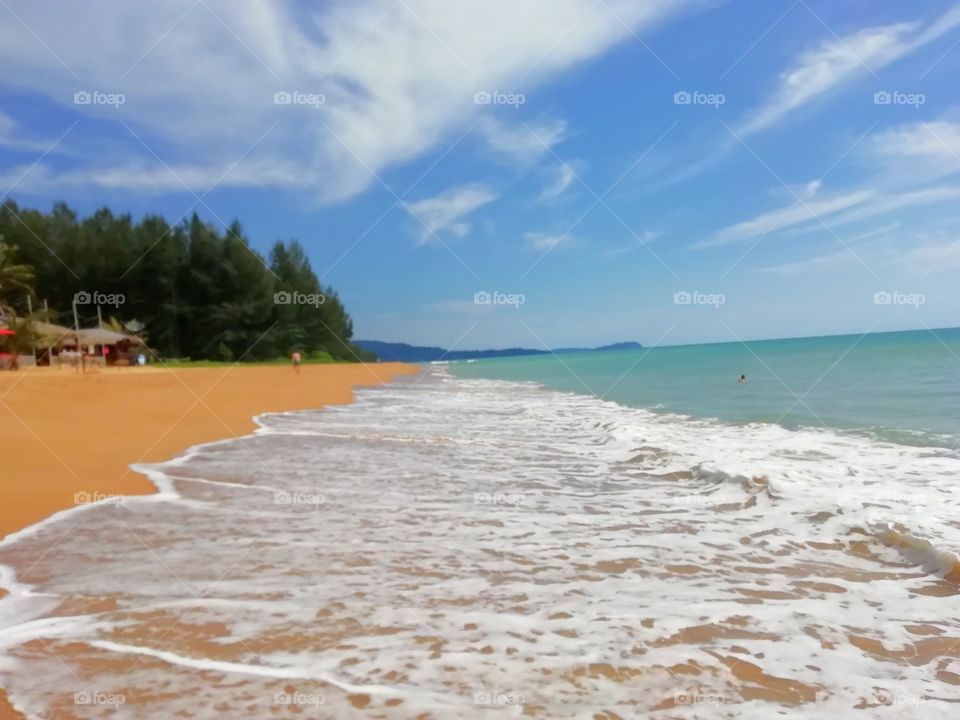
[
  {"left": 0, "top": 362, "right": 416, "bottom": 718},
  {"left": 0, "top": 363, "right": 417, "bottom": 542}
]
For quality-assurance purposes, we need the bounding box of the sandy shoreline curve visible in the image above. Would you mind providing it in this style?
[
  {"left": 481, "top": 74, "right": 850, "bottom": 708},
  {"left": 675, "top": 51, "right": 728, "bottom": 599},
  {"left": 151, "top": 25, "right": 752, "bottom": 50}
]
[
  {"left": 0, "top": 362, "right": 417, "bottom": 554},
  {"left": 0, "top": 362, "right": 417, "bottom": 541},
  {"left": 0, "top": 362, "right": 417, "bottom": 719}
]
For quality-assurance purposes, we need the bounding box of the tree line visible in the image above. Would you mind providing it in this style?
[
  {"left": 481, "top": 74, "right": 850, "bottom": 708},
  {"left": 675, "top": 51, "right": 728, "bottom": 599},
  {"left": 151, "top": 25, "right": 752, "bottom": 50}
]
[{"left": 0, "top": 200, "right": 373, "bottom": 362}]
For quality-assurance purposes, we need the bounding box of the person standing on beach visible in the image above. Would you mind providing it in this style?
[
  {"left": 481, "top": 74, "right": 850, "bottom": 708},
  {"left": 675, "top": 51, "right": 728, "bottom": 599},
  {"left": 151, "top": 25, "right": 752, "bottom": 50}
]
[{"left": 291, "top": 351, "right": 301, "bottom": 374}]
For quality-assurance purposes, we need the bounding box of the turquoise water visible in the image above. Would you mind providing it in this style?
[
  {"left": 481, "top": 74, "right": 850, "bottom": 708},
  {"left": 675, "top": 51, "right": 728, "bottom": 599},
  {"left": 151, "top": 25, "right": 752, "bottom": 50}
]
[{"left": 450, "top": 327, "right": 960, "bottom": 448}]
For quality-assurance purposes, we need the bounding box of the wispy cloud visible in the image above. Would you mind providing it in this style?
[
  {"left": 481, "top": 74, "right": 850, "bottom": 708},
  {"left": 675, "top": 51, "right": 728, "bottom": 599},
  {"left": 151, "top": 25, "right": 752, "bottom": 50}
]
[
  {"left": 0, "top": 111, "right": 57, "bottom": 153},
  {"left": 866, "top": 120, "right": 960, "bottom": 185},
  {"left": 523, "top": 231, "right": 573, "bottom": 251},
  {"left": 538, "top": 161, "right": 577, "bottom": 200},
  {"left": 739, "top": 6, "right": 960, "bottom": 135},
  {"left": 606, "top": 229, "right": 663, "bottom": 255},
  {"left": 906, "top": 239, "right": 960, "bottom": 274},
  {"left": 475, "top": 116, "right": 567, "bottom": 168},
  {"left": 704, "top": 113, "right": 960, "bottom": 251},
  {"left": 696, "top": 187, "right": 872, "bottom": 248},
  {"left": 0, "top": 0, "right": 703, "bottom": 203},
  {"left": 758, "top": 222, "right": 898, "bottom": 274},
  {"left": 787, "top": 185, "right": 960, "bottom": 236},
  {"left": 404, "top": 183, "right": 496, "bottom": 244}
]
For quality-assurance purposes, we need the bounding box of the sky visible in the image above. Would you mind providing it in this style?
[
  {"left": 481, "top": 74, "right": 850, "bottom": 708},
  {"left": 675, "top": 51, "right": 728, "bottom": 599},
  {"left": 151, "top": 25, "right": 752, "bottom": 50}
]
[{"left": 1, "top": 0, "right": 959, "bottom": 351}]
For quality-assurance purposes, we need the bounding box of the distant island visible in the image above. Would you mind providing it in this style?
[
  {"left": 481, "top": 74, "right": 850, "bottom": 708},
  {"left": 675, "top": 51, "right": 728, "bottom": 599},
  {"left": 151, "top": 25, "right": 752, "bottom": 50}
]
[{"left": 356, "top": 340, "right": 643, "bottom": 363}]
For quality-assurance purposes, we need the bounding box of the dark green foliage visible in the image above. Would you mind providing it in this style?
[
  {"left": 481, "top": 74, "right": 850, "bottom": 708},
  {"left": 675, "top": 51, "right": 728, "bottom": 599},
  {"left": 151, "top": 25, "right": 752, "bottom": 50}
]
[{"left": 0, "top": 200, "right": 368, "bottom": 362}]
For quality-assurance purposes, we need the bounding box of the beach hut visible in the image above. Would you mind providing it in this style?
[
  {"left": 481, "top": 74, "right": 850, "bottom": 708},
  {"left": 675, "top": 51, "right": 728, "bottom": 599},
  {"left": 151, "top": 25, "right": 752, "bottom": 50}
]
[
  {"left": 27, "top": 321, "right": 78, "bottom": 366},
  {"left": 74, "top": 327, "right": 147, "bottom": 366},
  {"left": 26, "top": 323, "right": 145, "bottom": 367}
]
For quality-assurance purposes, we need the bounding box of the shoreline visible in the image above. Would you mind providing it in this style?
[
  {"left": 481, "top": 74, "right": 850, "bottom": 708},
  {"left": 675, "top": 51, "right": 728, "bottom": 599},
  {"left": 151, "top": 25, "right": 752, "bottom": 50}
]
[
  {"left": 0, "top": 362, "right": 417, "bottom": 552},
  {"left": 0, "top": 362, "right": 417, "bottom": 720}
]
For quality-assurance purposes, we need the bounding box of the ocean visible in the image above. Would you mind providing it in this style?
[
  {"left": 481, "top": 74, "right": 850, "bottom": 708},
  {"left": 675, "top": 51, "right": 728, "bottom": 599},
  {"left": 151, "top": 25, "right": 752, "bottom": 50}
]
[
  {"left": 1, "top": 328, "right": 959, "bottom": 718},
  {"left": 452, "top": 327, "right": 960, "bottom": 449}
]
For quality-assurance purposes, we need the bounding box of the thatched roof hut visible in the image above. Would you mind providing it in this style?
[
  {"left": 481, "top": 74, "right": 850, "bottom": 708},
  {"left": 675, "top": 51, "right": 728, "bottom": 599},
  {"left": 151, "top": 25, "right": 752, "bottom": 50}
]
[{"left": 31, "top": 322, "right": 145, "bottom": 349}]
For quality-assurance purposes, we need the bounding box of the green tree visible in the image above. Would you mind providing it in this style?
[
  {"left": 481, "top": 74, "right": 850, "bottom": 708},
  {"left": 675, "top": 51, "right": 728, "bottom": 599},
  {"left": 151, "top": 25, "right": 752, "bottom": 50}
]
[
  {"left": 0, "top": 240, "right": 35, "bottom": 316},
  {"left": 0, "top": 200, "right": 371, "bottom": 363}
]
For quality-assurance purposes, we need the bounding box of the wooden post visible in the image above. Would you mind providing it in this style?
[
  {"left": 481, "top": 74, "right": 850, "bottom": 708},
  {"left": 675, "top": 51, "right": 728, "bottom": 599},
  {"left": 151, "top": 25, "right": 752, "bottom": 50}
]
[
  {"left": 26, "top": 295, "right": 36, "bottom": 365},
  {"left": 73, "top": 298, "right": 83, "bottom": 375}
]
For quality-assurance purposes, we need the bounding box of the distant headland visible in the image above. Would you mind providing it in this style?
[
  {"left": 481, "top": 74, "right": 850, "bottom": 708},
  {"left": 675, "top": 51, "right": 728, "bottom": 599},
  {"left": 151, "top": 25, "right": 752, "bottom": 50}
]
[{"left": 355, "top": 340, "right": 643, "bottom": 363}]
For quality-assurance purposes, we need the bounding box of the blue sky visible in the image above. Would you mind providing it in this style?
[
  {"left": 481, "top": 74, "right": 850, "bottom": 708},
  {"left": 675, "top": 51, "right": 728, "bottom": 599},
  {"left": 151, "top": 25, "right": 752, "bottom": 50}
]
[{"left": 1, "top": 0, "right": 959, "bottom": 350}]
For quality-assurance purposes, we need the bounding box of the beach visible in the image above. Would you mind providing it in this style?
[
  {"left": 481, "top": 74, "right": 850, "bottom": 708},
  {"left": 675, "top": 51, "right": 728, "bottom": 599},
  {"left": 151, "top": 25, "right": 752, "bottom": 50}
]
[
  {"left": 1, "top": 360, "right": 958, "bottom": 718},
  {"left": 0, "top": 362, "right": 418, "bottom": 717},
  {"left": 0, "top": 362, "right": 417, "bottom": 543},
  {"left": 0, "top": 362, "right": 416, "bottom": 719}
]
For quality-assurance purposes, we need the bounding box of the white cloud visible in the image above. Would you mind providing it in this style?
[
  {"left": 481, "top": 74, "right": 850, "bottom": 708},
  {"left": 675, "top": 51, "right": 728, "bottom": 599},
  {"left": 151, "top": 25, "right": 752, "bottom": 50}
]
[
  {"left": 905, "top": 240, "right": 960, "bottom": 274},
  {"left": 866, "top": 120, "right": 960, "bottom": 185},
  {"left": 716, "top": 116, "right": 960, "bottom": 251},
  {"left": 523, "top": 231, "right": 573, "bottom": 251},
  {"left": 0, "top": 158, "right": 304, "bottom": 195},
  {"left": 0, "top": 0, "right": 704, "bottom": 202},
  {"left": 0, "top": 111, "right": 56, "bottom": 153},
  {"left": 539, "top": 161, "right": 577, "bottom": 200},
  {"left": 476, "top": 116, "right": 566, "bottom": 168},
  {"left": 790, "top": 185, "right": 960, "bottom": 235},
  {"left": 404, "top": 184, "right": 496, "bottom": 244},
  {"left": 758, "top": 222, "right": 898, "bottom": 274},
  {"left": 696, "top": 188, "right": 873, "bottom": 248},
  {"left": 605, "top": 229, "right": 662, "bottom": 255},
  {"left": 739, "top": 6, "right": 960, "bottom": 135}
]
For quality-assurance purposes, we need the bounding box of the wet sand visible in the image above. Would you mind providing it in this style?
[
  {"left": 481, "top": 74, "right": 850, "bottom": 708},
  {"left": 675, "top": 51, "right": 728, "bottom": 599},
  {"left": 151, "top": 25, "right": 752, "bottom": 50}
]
[{"left": 0, "top": 362, "right": 416, "bottom": 719}]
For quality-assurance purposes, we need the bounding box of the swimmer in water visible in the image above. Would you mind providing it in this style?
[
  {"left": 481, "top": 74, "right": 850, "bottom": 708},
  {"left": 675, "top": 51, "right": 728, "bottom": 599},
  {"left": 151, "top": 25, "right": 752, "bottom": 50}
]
[{"left": 738, "top": 374, "right": 747, "bottom": 383}]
